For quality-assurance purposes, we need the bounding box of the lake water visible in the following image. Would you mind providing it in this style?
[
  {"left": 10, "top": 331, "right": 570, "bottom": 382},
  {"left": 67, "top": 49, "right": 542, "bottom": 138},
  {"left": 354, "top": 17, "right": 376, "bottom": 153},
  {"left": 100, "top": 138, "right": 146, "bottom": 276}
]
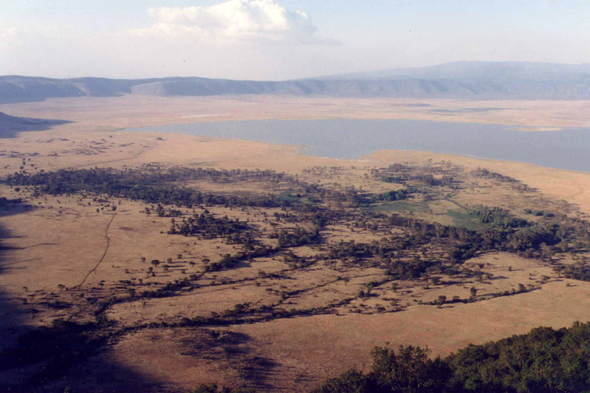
[{"left": 126, "top": 119, "right": 590, "bottom": 172}]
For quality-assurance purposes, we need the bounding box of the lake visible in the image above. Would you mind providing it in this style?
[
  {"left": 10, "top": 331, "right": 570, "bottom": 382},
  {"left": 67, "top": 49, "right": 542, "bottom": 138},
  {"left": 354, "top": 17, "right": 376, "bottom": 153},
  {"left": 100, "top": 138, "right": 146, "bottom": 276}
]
[{"left": 126, "top": 119, "right": 590, "bottom": 172}]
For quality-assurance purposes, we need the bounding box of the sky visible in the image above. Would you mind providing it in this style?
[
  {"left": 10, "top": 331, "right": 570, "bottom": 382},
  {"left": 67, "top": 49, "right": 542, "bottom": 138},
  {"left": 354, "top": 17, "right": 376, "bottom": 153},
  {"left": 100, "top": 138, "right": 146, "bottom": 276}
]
[{"left": 1, "top": 0, "right": 589, "bottom": 80}]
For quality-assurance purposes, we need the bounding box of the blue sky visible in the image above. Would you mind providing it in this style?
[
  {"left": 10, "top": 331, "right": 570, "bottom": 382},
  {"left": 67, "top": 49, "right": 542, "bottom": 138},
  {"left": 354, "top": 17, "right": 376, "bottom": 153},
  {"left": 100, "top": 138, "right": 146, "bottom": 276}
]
[{"left": 1, "top": 0, "right": 589, "bottom": 79}]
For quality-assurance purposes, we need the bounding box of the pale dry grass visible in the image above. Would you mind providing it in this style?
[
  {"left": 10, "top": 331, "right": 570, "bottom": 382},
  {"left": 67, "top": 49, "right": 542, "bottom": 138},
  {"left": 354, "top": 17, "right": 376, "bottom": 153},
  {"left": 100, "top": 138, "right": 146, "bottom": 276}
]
[
  {"left": 1, "top": 96, "right": 590, "bottom": 391},
  {"left": 1, "top": 95, "right": 590, "bottom": 131}
]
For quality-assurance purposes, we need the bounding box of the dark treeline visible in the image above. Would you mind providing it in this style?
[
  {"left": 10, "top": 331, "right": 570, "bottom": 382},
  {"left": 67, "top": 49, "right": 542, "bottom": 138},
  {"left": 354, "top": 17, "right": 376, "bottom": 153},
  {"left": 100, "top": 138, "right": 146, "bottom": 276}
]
[
  {"left": 323, "top": 209, "right": 589, "bottom": 278},
  {"left": 3, "top": 167, "right": 378, "bottom": 209},
  {"left": 4, "top": 167, "right": 295, "bottom": 208},
  {"left": 315, "top": 321, "right": 590, "bottom": 393},
  {"left": 471, "top": 168, "right": 520, "bottom": 183},
  {"left": 371, "top": 163, "right": 457, "bottom": 188},
  {"left": 554, "top": 262, "right": 590, "bottom": 282},
  {"left": 372, "top": 164, "right": 533, "bottom": 193},
  {"left": 6, "top": 167, "right": 590, "bottom": 279},
  {"left": 470, "top": 168, "right": 534, "bottom": 192},
  {"left": 470, "top": 168, "right": 519, "bottom": 183},
  {"left": 169, "top": 212, "right": 249, "bottom": 239},
  {"left": 469, "top": 206, "right": 530, "bottom": 229},
  {"left": 373, "top": 189, "right": 416, "bottom": 202},
  {"left": 274, "top": 226, "right": 321, "bottom": 248},
  {"left": 379, "top": 173, "right": 454, "bottom": 188},
  {"left": 0, "top": 196, "right": 22, "bottom": 207}
]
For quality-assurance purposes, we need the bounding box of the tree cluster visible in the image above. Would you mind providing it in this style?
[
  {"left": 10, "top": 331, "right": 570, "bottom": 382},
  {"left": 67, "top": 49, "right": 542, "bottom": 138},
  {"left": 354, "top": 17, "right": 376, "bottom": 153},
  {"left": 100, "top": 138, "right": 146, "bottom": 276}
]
[{"left": 315, "top": 322, "right": 590, "bottom": 393}]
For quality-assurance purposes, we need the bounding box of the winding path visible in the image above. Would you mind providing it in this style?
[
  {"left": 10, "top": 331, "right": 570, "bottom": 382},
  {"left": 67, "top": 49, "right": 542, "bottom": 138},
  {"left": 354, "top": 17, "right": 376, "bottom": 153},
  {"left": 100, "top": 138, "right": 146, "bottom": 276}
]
[
  {"left": 75, "top": 213, "right": 117, "bottom": 289},
  {"left": 71, "top": 142, "right": 157, "bottom": 169}
]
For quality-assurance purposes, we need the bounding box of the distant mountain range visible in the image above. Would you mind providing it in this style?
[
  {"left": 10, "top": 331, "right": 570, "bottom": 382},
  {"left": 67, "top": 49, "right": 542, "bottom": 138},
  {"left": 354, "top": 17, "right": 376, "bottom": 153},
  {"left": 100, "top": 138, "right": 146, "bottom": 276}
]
[
  {"left": 2, "top": 61, "right": 590, "bottom": 104},
  {"left": 314, "top": 61, "right": 590, "bottom": 82}
]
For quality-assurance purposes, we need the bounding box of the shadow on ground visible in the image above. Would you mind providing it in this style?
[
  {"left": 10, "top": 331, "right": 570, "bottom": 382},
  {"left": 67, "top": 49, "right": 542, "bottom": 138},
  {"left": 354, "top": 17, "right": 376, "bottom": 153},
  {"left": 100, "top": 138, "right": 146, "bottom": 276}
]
[
  {"left": 0, "top": 112, "right": 73, "bottom": 138},
  {"left": 0, "top": 199, "right": 169, "bottom": 393}
]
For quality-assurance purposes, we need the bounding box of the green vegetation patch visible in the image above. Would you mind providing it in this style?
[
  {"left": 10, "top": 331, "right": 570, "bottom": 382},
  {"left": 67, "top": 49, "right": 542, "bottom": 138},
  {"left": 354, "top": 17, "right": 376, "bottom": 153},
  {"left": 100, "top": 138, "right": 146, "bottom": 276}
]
[
  {"left": 315, "top": 321, "right": 590, "bottom": 393},
  {"left": 370, "top": 201, "right": 430, "bottom": 213},
  {"left": 446, "top": 209, "right": 482, "bottom": 231},
  {"left": 276, "top": 191, "right": 317, "bottom": 205}
]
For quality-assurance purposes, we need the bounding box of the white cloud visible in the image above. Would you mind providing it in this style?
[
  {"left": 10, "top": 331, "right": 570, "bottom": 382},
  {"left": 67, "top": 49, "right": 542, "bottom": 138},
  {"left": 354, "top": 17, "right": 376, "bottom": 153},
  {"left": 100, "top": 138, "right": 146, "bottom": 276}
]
[
  {"left": 0, "top": 27, "right": 17, "bottom": 41},
  {"left": 133, "top": 0, "right": 338, "bottom": 45}
]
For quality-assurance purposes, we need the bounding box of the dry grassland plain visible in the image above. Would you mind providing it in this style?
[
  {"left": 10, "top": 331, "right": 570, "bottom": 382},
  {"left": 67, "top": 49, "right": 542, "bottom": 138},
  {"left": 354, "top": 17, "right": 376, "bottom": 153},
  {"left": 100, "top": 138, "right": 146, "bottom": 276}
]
[{"left": 0, "top": 95, "right": 590, "bottom": 392}]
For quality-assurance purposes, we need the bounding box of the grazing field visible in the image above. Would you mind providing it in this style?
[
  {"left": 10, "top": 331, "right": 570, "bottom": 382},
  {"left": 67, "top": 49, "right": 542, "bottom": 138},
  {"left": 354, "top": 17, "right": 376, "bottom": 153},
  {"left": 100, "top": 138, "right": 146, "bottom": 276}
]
[
  {"left": 1, "top": 95, "right": 590, "bottom": 133},
  {"left": 1, "top": 96, "right": 590, "bottom": 392}
]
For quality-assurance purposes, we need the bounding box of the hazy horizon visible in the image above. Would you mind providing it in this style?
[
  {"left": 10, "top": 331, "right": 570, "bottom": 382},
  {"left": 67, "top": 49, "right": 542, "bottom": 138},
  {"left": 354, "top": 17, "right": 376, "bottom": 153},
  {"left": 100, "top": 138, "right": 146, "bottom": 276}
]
[
  {"left": 2, "top": 59, "right": 590, "bottom": 82},
  {"left": 2, "top": 0, "right": 590, "bottom": 80}
]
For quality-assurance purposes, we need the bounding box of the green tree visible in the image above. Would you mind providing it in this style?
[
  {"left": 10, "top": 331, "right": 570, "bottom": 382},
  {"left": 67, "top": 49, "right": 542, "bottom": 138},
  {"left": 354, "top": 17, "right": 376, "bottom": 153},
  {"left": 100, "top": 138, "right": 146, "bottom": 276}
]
[
  {"left": 314, "top": 369, "right": 370, "bottom": 393},
  {"left": 369, "top": 346, "right": 451, "bottom": 393}
]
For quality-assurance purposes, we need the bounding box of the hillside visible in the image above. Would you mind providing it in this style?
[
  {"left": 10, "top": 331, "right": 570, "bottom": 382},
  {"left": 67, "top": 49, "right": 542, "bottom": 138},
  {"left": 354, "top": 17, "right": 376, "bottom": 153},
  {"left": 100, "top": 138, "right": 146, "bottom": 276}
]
[{"left": 3, "top": 61, "right": 590, "bottom": 104}]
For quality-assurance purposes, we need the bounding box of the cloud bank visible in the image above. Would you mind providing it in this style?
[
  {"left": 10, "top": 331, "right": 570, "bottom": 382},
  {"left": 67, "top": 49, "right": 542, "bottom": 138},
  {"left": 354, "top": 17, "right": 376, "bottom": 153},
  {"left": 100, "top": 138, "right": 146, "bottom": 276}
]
[
  {"left": 134, "top": 0, "right": 338, "bottom": 45},
  {"left": 0, "top": 27, "right": 17, "bottom": 41}
]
